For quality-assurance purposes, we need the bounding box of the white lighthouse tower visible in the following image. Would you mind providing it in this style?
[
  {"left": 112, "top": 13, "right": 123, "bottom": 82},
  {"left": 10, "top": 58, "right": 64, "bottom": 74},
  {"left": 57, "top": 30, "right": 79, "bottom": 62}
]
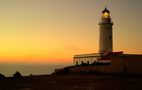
[
  {"left": 73, "top": 7, "right": 114, "bottom": 65},
  {"left": 99, "top": 7, "right": 113, "bottom": 54}
]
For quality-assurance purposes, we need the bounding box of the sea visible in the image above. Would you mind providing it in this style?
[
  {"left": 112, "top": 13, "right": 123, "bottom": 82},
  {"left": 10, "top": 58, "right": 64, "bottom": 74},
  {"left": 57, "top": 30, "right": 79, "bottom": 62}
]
[{"left": 0, "top": 63, "right": 71, "bottom": 77}]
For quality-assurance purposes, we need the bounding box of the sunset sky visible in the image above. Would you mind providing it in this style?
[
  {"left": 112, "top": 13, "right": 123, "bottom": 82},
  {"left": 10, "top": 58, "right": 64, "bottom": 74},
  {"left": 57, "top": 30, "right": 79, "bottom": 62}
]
[{"left": 0, "top": 0, "right": 142, "bottom": 64}]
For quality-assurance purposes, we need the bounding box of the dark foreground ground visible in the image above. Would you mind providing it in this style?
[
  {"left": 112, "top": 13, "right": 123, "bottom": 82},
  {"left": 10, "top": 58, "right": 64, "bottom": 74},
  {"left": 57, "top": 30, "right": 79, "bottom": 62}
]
[{"left": 0, "top": 74, "right": 142, "bottom": 90}]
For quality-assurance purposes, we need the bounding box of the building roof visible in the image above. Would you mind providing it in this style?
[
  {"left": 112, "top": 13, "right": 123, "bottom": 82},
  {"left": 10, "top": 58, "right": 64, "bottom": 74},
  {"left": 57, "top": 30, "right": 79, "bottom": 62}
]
[
  {"left": 74, "top": 53, "right": 101, "bottom": 58},
  {"left": 99, "top": 52, "right": 123, "bottom": 60}
]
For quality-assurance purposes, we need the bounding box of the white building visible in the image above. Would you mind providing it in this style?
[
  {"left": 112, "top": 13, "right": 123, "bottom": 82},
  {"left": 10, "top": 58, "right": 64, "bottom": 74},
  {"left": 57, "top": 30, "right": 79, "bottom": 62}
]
[
  {"left": 73, "top": 53, "right": 101, "bottom": 65},
  {"left": 73, "top": 7, "right": 113, "bottom": 66}
]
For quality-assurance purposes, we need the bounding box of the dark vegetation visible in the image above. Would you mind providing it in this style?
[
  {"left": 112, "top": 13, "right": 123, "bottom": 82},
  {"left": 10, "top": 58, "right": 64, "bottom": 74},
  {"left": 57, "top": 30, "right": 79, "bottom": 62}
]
[
  {"left": 53, "top": 65, "right": 107, "bottom": 75},
  {"left": 0, "top": 71, "right": 23, "bottom": 80},
  {"left": 0, "top": 69, "right": 142, "bottom": 90},
  {"left": 0, "top": 73, "right": 5, "bottom": 80},
  {"left": 54, "top": 62, "right": 110, "bottom": 75},
  {"left": 13, "top": 71, "right": 23, "bottom": 78},
  {"left": 0, "top": 74, "right": 142, "bottom": 90}
]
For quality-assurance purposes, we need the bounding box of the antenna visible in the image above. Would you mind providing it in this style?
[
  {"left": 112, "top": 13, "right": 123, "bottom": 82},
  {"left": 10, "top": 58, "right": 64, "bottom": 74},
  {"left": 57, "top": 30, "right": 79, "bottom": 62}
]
[
  {"left": 105, "top": 5, "right": 107, "bottom": 9},
  {"left": 105, "top": 5, "right": 108, "bottom": 10}
]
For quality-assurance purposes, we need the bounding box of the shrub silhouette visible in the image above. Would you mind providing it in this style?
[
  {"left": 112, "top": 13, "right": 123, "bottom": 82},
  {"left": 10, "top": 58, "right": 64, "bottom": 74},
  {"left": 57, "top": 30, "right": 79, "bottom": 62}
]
[
  {"left": 0, "top": 73, "right": 5, "bottom": 80},
  {"left": 63, "top": 67, "right": 70, "bottom": 74},
  {"left": 13, "top": 71, "right": 22, "bottom": 78}
]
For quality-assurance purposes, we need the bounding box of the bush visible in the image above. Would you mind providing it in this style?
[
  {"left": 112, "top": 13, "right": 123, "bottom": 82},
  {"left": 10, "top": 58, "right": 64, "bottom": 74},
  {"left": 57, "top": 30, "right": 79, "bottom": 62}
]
[
  {"left": 13, "top": 71, "right": 22, "bottom": 78},
  {"left": 63, "top": 67, "right": 70, "bottom": 74},
  {"left": 0, "top": 73, "right": 5, "bottom": 80}
]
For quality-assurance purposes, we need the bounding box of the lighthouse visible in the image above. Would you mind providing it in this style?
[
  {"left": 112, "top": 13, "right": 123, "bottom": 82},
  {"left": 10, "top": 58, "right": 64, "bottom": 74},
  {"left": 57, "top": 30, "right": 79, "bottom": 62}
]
[
  {"left": 99, "top": 7, "right": 113, "bottom": 54},
  {"left": 73, "top": 7, "right": 114, "bottom": 65},
  {"left": 73, "top": 7, "right": 142, "bottom": 71}
]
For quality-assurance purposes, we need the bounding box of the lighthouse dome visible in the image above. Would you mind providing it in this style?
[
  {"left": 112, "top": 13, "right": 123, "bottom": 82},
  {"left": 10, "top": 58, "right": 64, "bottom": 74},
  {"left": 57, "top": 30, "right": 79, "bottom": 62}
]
[{"left": 102, "top": 8, "right": 110, "bottom": 14}]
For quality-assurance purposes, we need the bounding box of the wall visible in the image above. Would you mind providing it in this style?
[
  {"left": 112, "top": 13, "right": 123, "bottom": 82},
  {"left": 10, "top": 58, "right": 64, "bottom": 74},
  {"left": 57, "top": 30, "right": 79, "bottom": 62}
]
[{"left": 125, "top": 55, "right": 142, "bottom": 74}]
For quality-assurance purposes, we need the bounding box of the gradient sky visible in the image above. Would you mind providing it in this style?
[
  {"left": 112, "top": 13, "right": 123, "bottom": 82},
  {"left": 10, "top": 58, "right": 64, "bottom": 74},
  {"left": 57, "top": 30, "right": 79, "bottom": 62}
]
[{"left": 0, "top": 0, "right": 142, "bottom": 64}]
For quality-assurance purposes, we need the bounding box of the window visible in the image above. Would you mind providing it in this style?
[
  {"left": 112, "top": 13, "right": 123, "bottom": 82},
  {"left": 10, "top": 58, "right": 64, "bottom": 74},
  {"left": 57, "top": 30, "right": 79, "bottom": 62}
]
[
  {"left": 81, "top": 61, "right": 84, "bottom": 65},
  {"left": 76, "top": 61, "right": 78, "bottom": 66},
  {"left": 94, "top": 61, "right": 96, "bottom": 64},
  {"left": 87, "top": 61, "right": 89, "bottom": 64}
]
